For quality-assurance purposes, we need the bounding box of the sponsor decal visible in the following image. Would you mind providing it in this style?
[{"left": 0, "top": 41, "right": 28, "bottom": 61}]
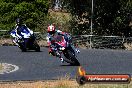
[{"left": 76, "top": 66, "right": 131, "bottom": 85}]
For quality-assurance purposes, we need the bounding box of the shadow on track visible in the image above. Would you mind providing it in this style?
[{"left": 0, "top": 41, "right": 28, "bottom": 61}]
[{"left": 60, "top": 64, "right": 81, "bottom": 66}]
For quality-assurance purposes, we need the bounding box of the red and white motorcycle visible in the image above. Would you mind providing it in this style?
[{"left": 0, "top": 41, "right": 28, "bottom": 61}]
[{"left": 50, "top": 34, "right": 80, "bottom": 66}]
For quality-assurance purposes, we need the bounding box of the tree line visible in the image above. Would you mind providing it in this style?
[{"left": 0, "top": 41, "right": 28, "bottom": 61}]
[
  {"left": 0, "top": 0, "right": 49, "bottom": 32},
  {"left": 68, "top": 0, "right": 132, "bottom": 37},
  {"left": 0, "top": 0, "right": 132, "bottom": 37}
]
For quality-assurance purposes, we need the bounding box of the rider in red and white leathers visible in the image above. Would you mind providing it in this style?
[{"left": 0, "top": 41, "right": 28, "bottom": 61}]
[
  {"left": 46, "top": 24, "right": 67, "bottom": 62},
  {"left": 46, "top": 24, "right": 80, "bottom": 63}
]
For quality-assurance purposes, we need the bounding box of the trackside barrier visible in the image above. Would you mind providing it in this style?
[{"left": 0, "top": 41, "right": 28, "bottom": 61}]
[
  {"left": 0, "top": 30, "right": 9, "bottom": 38},
  {"left": 33, "top": 32, "right": 47, "bottom": 40},
  {"left": 72, "top": 35, "right": 127, "bottom": 49},
  {"left": 0, "top": 30, "right": 132, "bottom": 49},
  {"left": 0, "top": 30, "right": 46, "bottom": 39}
]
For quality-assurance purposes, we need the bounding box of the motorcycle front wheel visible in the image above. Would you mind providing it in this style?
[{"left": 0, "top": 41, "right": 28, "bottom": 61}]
[
  {"left": 33, "top": 41, "right": 40, "bottom": 52},
  {"left": 18, "top": 43, "right": 27, "bottom": 52}
]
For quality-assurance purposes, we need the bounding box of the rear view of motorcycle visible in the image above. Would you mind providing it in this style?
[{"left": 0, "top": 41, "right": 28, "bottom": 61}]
[{"left": 10, "top": 29, "right": 40, "bottom": 52}]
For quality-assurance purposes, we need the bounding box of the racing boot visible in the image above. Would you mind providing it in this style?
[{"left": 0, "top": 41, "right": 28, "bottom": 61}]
[
  {"left": 75, "top": 48, "right": 80, "bottom": 53},
  {"left": 60, "top": 57, "right": 64, "bottom": 63},
  {"left": 55, "top": 51, "right": 64, "bottom": 63}
]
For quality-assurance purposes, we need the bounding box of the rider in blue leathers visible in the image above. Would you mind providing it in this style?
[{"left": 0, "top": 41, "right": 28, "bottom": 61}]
[{"left": 10, "top": 18, "right": 34, "bottom": 47}]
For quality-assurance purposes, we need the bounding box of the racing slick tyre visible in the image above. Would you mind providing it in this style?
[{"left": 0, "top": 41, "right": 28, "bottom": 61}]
[
  {"left": 34, "top": 41, "right": 40, "bottom": 52},
  {"left": 63, "top": 49, "right": 80, "bottom": 66},
  {"left": 19, "top": 45, "right": 27, "bottom": 52}
]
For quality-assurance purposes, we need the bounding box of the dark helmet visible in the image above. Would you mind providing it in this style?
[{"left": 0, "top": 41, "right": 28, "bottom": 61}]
[{"left": 16, "top": 18, "right": 23, "bottom": 25}]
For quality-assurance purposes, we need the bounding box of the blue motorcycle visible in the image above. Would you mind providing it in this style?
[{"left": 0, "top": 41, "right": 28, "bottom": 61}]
[{"left": 10, "top": 29, "right": 40, "bottom": 52}]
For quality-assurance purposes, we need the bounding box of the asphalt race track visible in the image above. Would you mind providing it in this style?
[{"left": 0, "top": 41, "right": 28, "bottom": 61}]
[{"left": 0, "top": 46, "right": 132, "bottom": 81}]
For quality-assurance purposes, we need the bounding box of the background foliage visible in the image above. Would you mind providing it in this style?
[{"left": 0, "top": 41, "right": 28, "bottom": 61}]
[
  {"left": 0, "top": 0, "right": 132, "bottom": 37},
  {"left": 0, "top": 0, "right": 49, "bottom": 32},
  {"left": 66, "top": 0, "right": 132, "bottom": 37}
]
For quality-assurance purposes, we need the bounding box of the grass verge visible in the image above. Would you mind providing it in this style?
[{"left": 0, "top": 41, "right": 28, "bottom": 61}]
[{"left": 0, "top": 80, "right": 132, "bottom": 88}]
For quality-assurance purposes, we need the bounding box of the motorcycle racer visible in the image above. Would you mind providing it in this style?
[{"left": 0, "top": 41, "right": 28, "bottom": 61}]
[
  {"left": 10, "top": 18, "right": 34, "bottom": 46},
  {"left": 10, "top": 18, "right": 40, "bottom": 52},
  {"left": 46, "top": 23, "right": 80, "bottom": 63}
]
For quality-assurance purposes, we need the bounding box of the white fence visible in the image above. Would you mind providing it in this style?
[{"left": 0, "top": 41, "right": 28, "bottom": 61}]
[
  {"left": 0, "top": 30, "right": 132, "bottom": 49},
  {"left": 72, "top": 35, "right": 127, "bottom": 49},
  {"left": 0, "top": 30, "right": 9, "bottom": 38}
]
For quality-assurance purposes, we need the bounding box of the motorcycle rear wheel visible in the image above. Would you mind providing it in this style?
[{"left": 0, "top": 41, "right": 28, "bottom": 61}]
[{"left": 63, "top": 49, "right": 80, "bottom": 66}]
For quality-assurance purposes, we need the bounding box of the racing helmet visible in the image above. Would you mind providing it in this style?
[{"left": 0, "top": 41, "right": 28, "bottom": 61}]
[
  {"left": 16, "top": 18, "right": 23, "bottom": 25},
  {"left": 47, "top": 24, "right": 55, "bottom": 35}
]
